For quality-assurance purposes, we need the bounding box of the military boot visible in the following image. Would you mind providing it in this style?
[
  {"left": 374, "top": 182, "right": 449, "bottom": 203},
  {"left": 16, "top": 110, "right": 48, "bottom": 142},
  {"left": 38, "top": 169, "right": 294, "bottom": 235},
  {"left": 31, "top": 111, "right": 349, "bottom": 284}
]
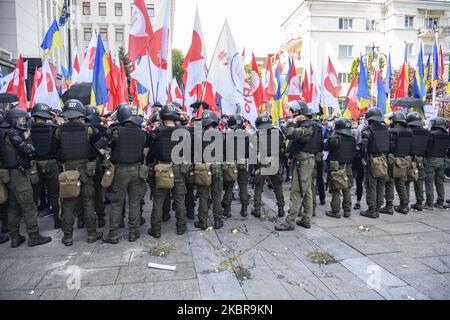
[
  {"left": 278, "top": 207, "right": 285, "bottom": 218},
  {"left": 360, "top": 208, "right": 378, "bottom": 219},
  {"left": 129, "top": 233, "right": 140, "bottom": 242},
  {"left": 379, "top": 202, "right": 394, "bottom": 215},
  {"left": 10, "top": 233, "right": 26, "bottom": 248},
  {"left": 422, "top": 203, "right": 434, "bottom": 211},
  {"left": 177, "top": 225, "right": 187, "bottom": 236},
  {"left": 194, "top": 221, "right": 208, "bottom": 230},
  {"left": 87, "top": 231, "right": 103, "bottom": 244},
  {"left": 214, "top": 219, "right": 224, "bottom": 230},
  {"left": 28, "top": 232, "right": 52, "bottom": 247},
  {"left": 275, "top": 223, "right": 295, "bottom": 232},
  {"left": 0, "top": 233, "right": 9, "bottom": 245},
  {"left": 326, "top": 211, "right": 341, "bottom": 219},
  {"left": 251, "top": 208, "right": 261, "bottom": 218},
  {"left": 434, "top": 203, "right": 445, "bottom": 210},
  {"left": 411, "top": 203, "right": 423, "bottom": 212},
  {"left": 296, "top": 220, "right": 311, "bottom": 229},
  {"left": 394, "top": 205, "right": 409, "bottom": 215},
  {"left": 240, "top": 205, "right": 248, "bottom": 217},
  {"left": 62, "top": 233, "right": 73, "bottom": 247},
  {"left": 102, "top": 232, "right": 120, "bottom": 245},
  {"left": 148, "top": 228, "right": 161, "bottom": 239},
  {"left": 343, "top": 211, "right": 351, "bottom": 218},
  {"left": 223, "top": 211, "right": 232, "bottom": 219}
]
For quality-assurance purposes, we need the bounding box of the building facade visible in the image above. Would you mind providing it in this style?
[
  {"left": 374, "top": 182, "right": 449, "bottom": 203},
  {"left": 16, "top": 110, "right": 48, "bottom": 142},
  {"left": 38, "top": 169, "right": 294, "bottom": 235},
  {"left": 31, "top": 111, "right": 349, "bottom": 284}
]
[{"left": 279, "top": 0, "right": 450, "bottom": 94}]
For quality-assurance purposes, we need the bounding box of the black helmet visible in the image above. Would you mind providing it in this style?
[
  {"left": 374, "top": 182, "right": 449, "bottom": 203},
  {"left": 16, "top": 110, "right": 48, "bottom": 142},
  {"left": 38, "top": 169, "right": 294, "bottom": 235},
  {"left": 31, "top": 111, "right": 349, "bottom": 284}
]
[
  {"left": 62, "top": 99, "right": 85, "bottom": 119},
  {"left": 160, "top": 104, "right": 181, "bottom": 122},
  {"left": 117, "top": 104, "right": 142, "bottom": 126},
  {"left": 85, "top": 105, "right": 101, "bottom": 124},
  {"left": 365, "top": 108, "right": 383, "bottom": 122},
  {"left": 152, "top": 102, "right": 163, "bottom": 110},
  {"left": 334, "top": 118, "right": 353, "bottom": 137},
  {"left": 201, "top": 110, "right": 219, "bottom": 128},
  {"left": 31, "top": 103, "right": 52, "bottom": 119},
  {"left": 228, "top": 114, "right": 245, "bottom": 130},
  {"left": 255, "top": 114, "right": 273, "bottom": 130},
  {"left": 406, "top": 112, "right": 424, "bottom": 127},
  {"left": 6, "top": 108, "right": 31, "bottom": 131},
  {"left": 430, "top": 117, "right": 447, "bottom": 131},
  {"left": 190, "top": 101, "right": 210, "bottom": 111},
  {"left": 391, "top": 112, "right": 407, "bottom": 125},
  {"left": 288, "top": 101, "right": 309, "bottom": 117}
]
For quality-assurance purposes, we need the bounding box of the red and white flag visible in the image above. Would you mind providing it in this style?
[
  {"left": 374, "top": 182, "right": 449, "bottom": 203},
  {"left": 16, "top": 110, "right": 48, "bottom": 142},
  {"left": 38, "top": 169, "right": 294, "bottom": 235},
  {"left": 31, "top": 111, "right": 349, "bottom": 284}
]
[
  {"left": 309, "top": 63, "right": 320, "bottom": 113},
  {"left": 129, "top": 0, "right": 153, "bottom": 63},
  {"left": 287, "top": 59, "right": 302, "bottom": 102},
  {"left": 263, "top": 55, "right": 275, "bottom": 101},
  {"left": 320, "top": 57, "right": 342, "bottom": 116},
  {"left": 182, "top": 6, "right": 207, "bottom": 112},
  {"left": 168, "top": 77, "right": 183, "bottom": 105},
  {"left": 33, "top": 59, "right": 61, "bottom": 110},
  {"left": 77, "top": 35, "right": 97, "bottom": 83},
  {"left": 6, "top": 56, "right": 27, "bottom": 109},
  {"left": 71, "top": 47, "right": 81, "bottom": 85},
  {"left": 251, "top": 52, "right": 265, "bottom": 108}
]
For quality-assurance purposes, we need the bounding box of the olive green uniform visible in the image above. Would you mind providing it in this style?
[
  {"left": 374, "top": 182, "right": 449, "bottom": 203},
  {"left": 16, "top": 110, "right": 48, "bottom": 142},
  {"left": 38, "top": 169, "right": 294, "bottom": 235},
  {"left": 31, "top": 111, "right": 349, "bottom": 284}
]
[
  {"left": 32, "top": 159, "right": 60, "bottom": 222},
  {"left": 197, "top": 164, "right": 223, "bottom": 226},
  {"left": 425, "top": 157, "right": 447, "bottom": 206},
  {"left": 383, "top": 155, "right": 410, "bottom": 212},
  {"left": 222, "top": 164, "right": 249, "bottom": 216}
]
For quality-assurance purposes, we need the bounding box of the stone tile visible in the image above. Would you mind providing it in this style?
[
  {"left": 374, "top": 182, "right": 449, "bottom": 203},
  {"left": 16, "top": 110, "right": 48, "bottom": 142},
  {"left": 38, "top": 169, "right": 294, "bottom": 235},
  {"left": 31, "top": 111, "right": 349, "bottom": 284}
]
[
  {"left": 0, "top": 258, "right": 15, "bottom": 274},
  {"left": 0, "top": 269, "right": 46, "bottom": 292},
  {"left": 417, "top": 255, "right": 450, "bottom": 273},
  {"left": 121, "top": 279, "right": 201, "bottom": 300},
  {"left": 335, "top": 289, "right": 384, "bottom": 300},
  {"left": 116, "top": 263, "right": 196, "bottom": 284},
  {"left": 130, "top": 249, "right": 193, "bottom": 266},
  {"left": 80, "top": 253, "right": 131, "bottom": 269},
  {"left": 241, "top": 266, "right": 292, "bottom": 300},
  {"left": 421, "top": 216, "right": 450, "bottom": 231},
  {"left": 0, "top": 289, "right": 44, "bottom": 300},
  {"left": 403, "top": 273, "right": 450, "bottom": 300},
  {"left": 76, "top": 284, "right": 123, "bottom": 300},
  {"left": 338, "top": 236, "right": 400, "bottom": 255},
  {"left": 40, "top": 288, "right": 79, "bottom": 300},
  {"left": 369, "top": 252, "right": 439, "bottom": 278},
  {"left": 318, "top": 270, "right": 370, "bottom": 294},
  {"left": 376, "top": 222, "right": 440, "bottom": 235},
  {"left": 309, "top": 236, "right": 364, "bottom": 261},
  {"left": 36, "top": 267, "right": 120, "bottom": 289},
  {"left": 325, "top": 225, "right": 390, "bottom": 239},
  {"left": 376, "top": 285, "right": 429, "bottom": 300}
]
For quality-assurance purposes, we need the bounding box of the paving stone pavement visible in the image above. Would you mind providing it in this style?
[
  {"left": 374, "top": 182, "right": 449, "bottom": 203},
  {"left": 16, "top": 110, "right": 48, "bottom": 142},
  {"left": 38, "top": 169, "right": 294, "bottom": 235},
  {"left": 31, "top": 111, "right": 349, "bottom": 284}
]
[{"left": 0, "top": 181, "right": 449, "bottom": 300}]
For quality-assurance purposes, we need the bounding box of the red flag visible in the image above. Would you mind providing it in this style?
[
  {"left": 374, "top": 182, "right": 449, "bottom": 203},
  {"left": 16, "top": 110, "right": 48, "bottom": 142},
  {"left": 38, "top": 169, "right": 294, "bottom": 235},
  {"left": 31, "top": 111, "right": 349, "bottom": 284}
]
[
  {"left": 128, "top": 0, "right": 153, "bottom": 62},
  {"left": 203, "top": 82, "right": 219, "bottom": 114},
  {"left": 263, "top": 56, "right": 275, "bottom": 100},
  {"left": 394, "top": 63, "right": 408, "bottom": 100},
  {"left": 251, "top": 53, "right": 265, "bottom": 108},
  {"left": 344, "top": 76, "right": 359, "bottom": 120},
  {"left": 120, "top": 60, "right": 129, "bottom": 102},
  {"left": 29, "top": 67, "right": 42, "bottom": 107},
  {"left": 8, "top": 56, "right": 27, "bottom": 110},
  {"left": 325, "top": 57, "right": 342, "bottom": 97},
  {"left": 301, "top": 70, "right": 312, "bottom": 103},
  {"left": 439, "top": 45, "right": 444, "bottom": 79}
]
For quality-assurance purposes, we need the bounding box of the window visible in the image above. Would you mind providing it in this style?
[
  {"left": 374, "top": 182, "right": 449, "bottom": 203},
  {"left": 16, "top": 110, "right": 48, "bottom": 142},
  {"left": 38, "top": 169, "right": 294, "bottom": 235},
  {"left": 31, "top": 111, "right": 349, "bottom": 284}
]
[
  {"left": 338, "top": 73, "right": 351, "bottom": 84},
  {"left": 365, "top": 46, "right": 373, "bottom": 55},
  {"left": 425, "top": 17, "right": 439, "bottom": 31},
  {"left": 147, "top": 4, "right": 155, "bottom": 18},
  {"left": 115, "top": 3, "right": 123, "bottom": 16},
  {"left": 405, "top": 16, "right": 414, "bottom": 28},
  {"left": 339, "top": 45, "right": 353, "bottom": 58},
  {"left": 99, "top": 2, "right": 107, "bottom": 16},
  {"left": 84, "top": 27, "right": 92, "bottom": 41},
  {"left": 405, "top": 43, "right": 414, "bottom": 56},
  {"left": 424, "top": 44, "right": 433, "bottom": 56},
  {"left": 82, "top": 2, "right": 90, "bottom": 15},
  {"left": 339, "top": 18, "right": 353, "bottom": 30},
  {"left": 115, "top": 28, "right": 124, "bottom": 41},
  {"left": 366, "top": 19, "right": 377, "bottom": 31},
  {"left": 99, "top": 27, "right": 108, "bottom": 42}
]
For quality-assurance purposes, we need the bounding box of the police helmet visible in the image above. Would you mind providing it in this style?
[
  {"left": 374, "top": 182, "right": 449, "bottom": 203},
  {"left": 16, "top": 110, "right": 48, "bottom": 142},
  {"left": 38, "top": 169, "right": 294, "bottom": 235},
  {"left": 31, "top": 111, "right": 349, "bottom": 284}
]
[
  {"left": 255, "top": 114, "right": 273, "bottom": 130},
  {"left": 288, "top": 101, "right": 310, "bottom": 117},
  {"left": 160, "top": 104, "right": 181, "bottom": 122},
  {"left": 6, "top": 108, "right": 31, "bottom": 131},
  {"left": 85, "top": 105, "right": 101, "bottom": 124},
  {"left": 365, "top": 108, "right": 383, "bottom": 123},
  {"left": 117, "top": 104, "right": 142, "bottom": 126},
  {"left": 391, "top": 112, "right": 407, "bottom": 125},
  {"left": 228, "top": 114, "right": 245, "bottom": 130},
  {"left": 31, "top": 103, "right": 52, "bottom": 120},
  {"left": 62, "top": 99, "right": 85, "bottom": 120},
  {"left": 406, "top": 112, "right": 424, "bottom": 127},
  {"left": 430, "top": 117, "right": 447, "bottom": 131},
  {"left": 201, "top": 110, "right": 219, "bottom": 128},
  {"left": 334, "top": 118, "right": 353, "bottom": 137}
]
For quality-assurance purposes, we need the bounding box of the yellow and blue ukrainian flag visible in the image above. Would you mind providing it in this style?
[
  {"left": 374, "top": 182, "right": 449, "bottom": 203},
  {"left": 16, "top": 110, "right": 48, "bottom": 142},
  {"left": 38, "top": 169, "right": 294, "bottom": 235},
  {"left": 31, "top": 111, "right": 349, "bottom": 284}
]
[
  {"left": 40, "top": 19, "right": 63, "bottom": 57},
  {"left": 91, "top": 36, "right": 110, "bottom": 110}
]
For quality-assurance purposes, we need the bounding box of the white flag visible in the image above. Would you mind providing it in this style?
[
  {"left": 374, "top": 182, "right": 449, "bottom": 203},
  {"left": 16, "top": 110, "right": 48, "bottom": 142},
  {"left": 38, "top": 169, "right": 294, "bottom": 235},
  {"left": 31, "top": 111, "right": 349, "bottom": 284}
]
[{"left": 77, "top": 35, "right": 97, "bottom": 83}]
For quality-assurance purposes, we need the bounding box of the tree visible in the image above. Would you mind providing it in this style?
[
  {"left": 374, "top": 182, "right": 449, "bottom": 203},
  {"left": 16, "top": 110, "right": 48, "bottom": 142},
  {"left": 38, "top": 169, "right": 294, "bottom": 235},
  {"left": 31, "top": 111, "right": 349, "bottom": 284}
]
[
  {"left": 349, "top": 53, "right": 386, "bottom": 91},
  {"left": 172, "top": 48, "right": 185, "bottom": 85},
  {"left": 245, "top": 63, "right": 252, "bottom": 85},
  {"left": 118, "top": 46, "right": 132, "bottom": 88}
]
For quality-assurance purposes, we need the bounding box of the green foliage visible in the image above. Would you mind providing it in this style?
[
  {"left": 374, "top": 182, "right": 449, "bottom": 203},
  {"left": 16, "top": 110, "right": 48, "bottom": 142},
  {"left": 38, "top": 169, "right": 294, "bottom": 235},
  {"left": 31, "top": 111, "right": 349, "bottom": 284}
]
[
  {"left": 245, "top": 64, "right": 252, "bottom": 85},
  {"left": 118, "top": 46, "right": 132, "bottom": 87},
  {"left": 172, "top": 48, "right": 185, "bottom": 85}
]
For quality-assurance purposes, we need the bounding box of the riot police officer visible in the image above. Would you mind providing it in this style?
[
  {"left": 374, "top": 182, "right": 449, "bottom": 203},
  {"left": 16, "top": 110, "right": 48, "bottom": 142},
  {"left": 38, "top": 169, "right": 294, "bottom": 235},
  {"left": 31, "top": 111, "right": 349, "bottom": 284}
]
[
  {"left": 222, "top": 114, "right": 250, "bottom": 218},
  {"left": 251, "top": 114, "right": 286, "bottom": 220},
  {"left": 56, "top": 100, "right": 104, "bottom": 246},
  {"left": 149, "top": 104, "right": 190, "bottom": 238},
  {"left": 85, "top": 105, "right": 108, "bottom": 228},
  {"left": 0, "top": 108, "right": 52, "bottom": 247},
  {"left": 103, "top": 105, "right": 148, "bottom": 244},
  {"left": 194, "top": 110, "right": 225, "bottom": 230},
  {"left": 359, "top": 108, "right": 390, "bottom": 219},
  {"left": 379, "top": 112, "right": 413, "bottom": 215},
  {"left": 405, "top": 112, "right": 429, "bottom": 211},
  {"left": 30, "top": 103, "right": 61, "bottom": 229},
  {"left": 326, "top": 118, "right": 356, "bottom": 218},
  {"left": 0, "top": 111, "right": 10, "bottom": 244},
  {"left": 424, "top": 117, "right": 450, "bottom": 210},
  {"left": 276, "top": 102, "right": 320, "bottom": 231}
]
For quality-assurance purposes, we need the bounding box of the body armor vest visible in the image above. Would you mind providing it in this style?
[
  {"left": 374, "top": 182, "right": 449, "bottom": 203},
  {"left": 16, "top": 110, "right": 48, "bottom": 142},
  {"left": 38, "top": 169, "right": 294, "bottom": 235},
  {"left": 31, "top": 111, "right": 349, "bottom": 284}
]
[
  {"left": 110, "top": 126, "right": 146, "bottom": 164},
  {"left": 367, "top": 124, "right": 390, "bottom": 154},
  {"left": 410, "top": 128, "right": 430, "bottom": 156},
  {"left": 389, "top": 127, "right": 413, "bottom": 157},
  {"left": 59, "top": 123, "right": 96, "bottom": 161},
  {"left": 427, "top": 130, "right": 450, "bottom": 158},
  {"left": 328, "top": 134, "right": 356, "bottom": 164},
  {"left": 31, "top": 123, "right": 57, "bottom": 160}
]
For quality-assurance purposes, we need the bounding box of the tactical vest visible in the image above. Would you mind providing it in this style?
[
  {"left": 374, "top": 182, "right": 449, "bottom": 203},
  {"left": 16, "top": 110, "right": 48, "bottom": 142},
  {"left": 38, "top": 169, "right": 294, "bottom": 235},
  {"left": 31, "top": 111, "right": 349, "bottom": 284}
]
[
  {"left": 202, "top": 129, "right": 223, "bottom": 163},
  {"left": 427, "top": 129, "right": 450, "bottom": 158},
  {"left": 328, "top": 134, "right": 356, "bottom": 164},
  {"left": 31, "top": 123, "right": 57, "bottom": 160},
  {"left": 290, "top": 120, "right": 323, "bottom": 155},
  {"left": 155, "top": 126, "right": 189, "bottom": 163},
  {"left": 367, "top": 124, "right": 390, "bottom": 154},
  {"left": 110, "top": 126, "right": 146, "bottom": 164},
  {"left": 410, "top": 128, "right": 430, "bottom": 156},
  {"left": 59, "top": 123, "right": 96, "bottom": 161},
  {"left": 225, "top": 130, "right": 249, "bottom": 162},
  {"left": 389, "top": 127, "right": 413, "bottom": 157},
  {"left": 0, "top": 129, "right": 18, "bottom": 169}
]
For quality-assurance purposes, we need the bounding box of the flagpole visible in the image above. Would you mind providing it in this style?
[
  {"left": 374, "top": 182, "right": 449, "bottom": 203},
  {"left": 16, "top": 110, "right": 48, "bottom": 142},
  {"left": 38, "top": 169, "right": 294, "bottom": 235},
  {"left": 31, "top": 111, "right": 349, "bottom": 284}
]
[
  {"left": 67, "top": 0, "right": 72, "bottom": 69},
  {"left": 146, "top": 48, "right": 156, "bottom": 107},
  {"left": 432, "top": 30, "right": 438, "bottom": 108},
  {"left": 200, "top": 20, "right": 227, "bottom": 102}
]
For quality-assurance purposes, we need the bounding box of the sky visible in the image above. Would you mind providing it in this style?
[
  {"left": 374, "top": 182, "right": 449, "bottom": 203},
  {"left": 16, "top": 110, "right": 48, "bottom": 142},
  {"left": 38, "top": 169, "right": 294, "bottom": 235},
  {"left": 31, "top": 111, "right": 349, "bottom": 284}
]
[{"left": 172, "top": 0, "right": 299, "bottom": 63}]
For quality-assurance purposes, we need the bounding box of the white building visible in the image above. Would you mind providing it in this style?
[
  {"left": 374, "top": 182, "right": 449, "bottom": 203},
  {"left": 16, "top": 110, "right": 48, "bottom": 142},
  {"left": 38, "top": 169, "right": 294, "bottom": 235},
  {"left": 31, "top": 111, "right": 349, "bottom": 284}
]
[{"left": 279, "top": 0, "right": 450, "bottom": 94}]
